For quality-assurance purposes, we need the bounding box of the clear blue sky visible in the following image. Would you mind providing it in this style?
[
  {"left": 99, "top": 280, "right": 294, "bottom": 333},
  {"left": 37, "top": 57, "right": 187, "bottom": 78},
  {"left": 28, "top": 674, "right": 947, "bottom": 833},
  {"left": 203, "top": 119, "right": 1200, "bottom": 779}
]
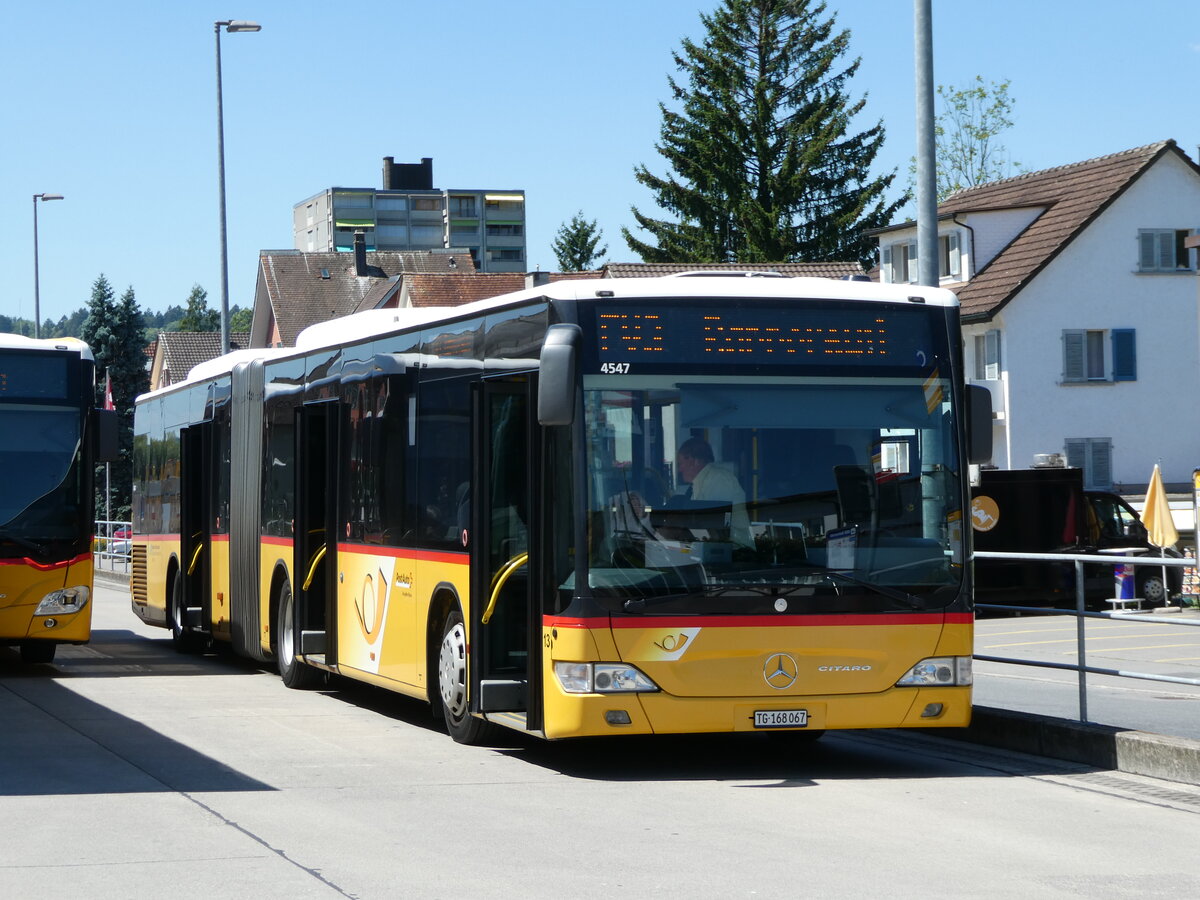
[{"left": 4, "top": 1, "right": 1199, "bottom": 325}]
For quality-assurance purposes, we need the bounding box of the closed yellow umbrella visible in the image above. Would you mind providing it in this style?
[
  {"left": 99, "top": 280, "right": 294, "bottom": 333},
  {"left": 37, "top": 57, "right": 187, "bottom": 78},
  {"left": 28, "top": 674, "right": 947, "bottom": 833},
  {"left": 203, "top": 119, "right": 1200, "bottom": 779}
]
[
  {"left": 1142, "top": 464, "right": 1177, "bottom": 606},
  {"left": 1143, "top": 464, "right": 1178, "bottom": 549}
]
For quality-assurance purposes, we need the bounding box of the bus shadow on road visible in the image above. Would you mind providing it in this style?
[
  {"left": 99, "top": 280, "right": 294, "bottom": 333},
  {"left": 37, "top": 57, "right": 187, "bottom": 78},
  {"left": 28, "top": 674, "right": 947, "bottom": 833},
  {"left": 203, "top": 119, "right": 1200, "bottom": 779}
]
[
  {"left": 0, "top": 629, "right": 273, "bottom": 680},
  {"left": 0, "top": 658, "right": 274, "bottom": 797},
  {"left": 502, "top": 728, "right": 1090, "bottom": 785}
]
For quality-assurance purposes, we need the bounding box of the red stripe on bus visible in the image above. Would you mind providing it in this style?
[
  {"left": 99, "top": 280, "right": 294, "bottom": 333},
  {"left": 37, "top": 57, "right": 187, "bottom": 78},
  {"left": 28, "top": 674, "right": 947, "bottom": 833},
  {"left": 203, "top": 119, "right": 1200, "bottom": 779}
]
[
  {"left": 336, "top": 544, "right": 469, "bottom": 565},
  {"left": 545, "top": 612, "right": 971, "bottom": 628},
  {"left": 262, "top": 535, "right": 293, "bottom": 547},
  {"left": 0, "top": 552, "right": 91, "bottom": 571}
]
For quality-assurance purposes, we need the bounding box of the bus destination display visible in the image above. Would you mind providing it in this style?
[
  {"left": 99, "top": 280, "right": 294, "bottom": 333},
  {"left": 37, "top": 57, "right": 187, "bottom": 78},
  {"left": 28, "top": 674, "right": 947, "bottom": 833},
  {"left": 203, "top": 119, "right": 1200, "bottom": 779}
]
[
  {"left": 0, "top": 353, "right": 70, "bottom": 399},
  {"left": 595, "top": 304, "right": 935, "bottom": 367}
]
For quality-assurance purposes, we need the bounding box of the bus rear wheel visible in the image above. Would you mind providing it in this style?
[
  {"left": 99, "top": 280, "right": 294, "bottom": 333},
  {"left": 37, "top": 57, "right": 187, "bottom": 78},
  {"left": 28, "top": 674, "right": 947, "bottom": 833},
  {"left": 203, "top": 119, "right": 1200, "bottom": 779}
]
[
  {"left": 437, "top": 608, "right": 498, "bottom": 745},
  {"left": 19, "top": 641, "right": 56, "bottom": 664},
  {"left": 277, "top": 580, "right": 322, "bottom": 689}
]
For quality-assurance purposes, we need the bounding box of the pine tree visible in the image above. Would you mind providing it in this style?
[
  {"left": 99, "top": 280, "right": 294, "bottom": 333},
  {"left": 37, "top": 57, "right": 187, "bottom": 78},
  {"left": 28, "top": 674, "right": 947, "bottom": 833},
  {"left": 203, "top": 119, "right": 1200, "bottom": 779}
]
[
  {"left": 80, "top": 277, "right": 148, "bottom": 521},
  {"left": 552, "top": 212, "right": 608, "bottom": 271},
  {"left": 623, "top": 0, "right": 903, "bottom": 266},
  {"left": 80, "top": 275, "right": 120, "bottom": 368},
  {"left": 178, "top": 284, "right": 219, "bottom": 332}
]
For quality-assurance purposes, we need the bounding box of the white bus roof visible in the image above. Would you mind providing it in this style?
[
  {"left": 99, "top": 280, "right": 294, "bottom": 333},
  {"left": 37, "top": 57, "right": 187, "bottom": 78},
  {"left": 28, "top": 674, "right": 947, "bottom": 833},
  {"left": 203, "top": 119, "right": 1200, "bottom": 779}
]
[
  {"left": 0, "top": 333, "right": 94, "bottom": 361},
  {"left": 140, "top": 275, "right": 959, "bottom": 399}
]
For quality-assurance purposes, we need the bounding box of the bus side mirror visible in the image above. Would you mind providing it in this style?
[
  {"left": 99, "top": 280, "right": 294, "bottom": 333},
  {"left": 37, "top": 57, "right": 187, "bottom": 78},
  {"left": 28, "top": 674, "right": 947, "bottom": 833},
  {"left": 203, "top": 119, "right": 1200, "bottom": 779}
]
[
  {"left": 966, "top": 384, "right": 993, "bottom": 464},
  {"left": 538, "top": 324, "right": 581, "bottom": 426},
  {"left": 94, "top": 408, "right": 119, "bottom": 462}
]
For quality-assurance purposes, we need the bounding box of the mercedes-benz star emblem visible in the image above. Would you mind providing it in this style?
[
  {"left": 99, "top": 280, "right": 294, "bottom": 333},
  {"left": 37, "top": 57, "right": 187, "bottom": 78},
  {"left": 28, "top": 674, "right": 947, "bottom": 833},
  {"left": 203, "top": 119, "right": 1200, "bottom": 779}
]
[{"left": 763, "top": 653, "right": 798, "bottom": 689}]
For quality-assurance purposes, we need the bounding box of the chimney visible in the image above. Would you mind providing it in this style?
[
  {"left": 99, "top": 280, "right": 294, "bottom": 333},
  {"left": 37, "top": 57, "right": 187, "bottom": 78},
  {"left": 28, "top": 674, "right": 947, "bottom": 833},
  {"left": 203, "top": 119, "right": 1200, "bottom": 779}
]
[
  {"left": 525, "top": 271, "right": 551, "bottom": 289},
  {"left": 354, "top": 230, "right": 369, "bottom": 276},
  {"left": 381, "top": 156, "right": 434, "bottom": 191}
]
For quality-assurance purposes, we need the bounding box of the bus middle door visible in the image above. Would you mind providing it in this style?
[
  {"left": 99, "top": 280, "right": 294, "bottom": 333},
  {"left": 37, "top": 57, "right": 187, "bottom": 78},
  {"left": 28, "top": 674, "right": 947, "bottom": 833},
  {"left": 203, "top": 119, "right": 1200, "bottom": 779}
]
[
  {"left": 294, "top": 400, "right": 340, "bottom": 668},
  {"left": 470, "top": 378, "right": 542, "bottom": 732},
  {"left": 178, "top": 421, "right": 213, "bottom": 641}
]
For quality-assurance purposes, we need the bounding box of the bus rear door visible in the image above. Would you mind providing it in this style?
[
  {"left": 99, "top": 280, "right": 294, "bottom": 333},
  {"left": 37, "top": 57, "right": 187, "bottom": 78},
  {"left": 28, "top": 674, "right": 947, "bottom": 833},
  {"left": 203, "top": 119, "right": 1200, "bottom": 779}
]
[{"left": 294, "top": 400, "right": 340, "bottom": 667}]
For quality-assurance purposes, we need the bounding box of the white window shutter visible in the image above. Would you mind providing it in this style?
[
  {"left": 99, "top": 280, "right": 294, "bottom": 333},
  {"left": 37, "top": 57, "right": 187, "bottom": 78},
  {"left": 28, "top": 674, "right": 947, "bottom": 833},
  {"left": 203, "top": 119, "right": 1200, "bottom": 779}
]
[
  {"left": 906, "top": 242, "right": 917, "bottom": 283},
  {"left": 949, "top": 233, "right": 961, "bottom": 278},
  {"left": 1158, "top": 231, "right": 1175, "bottom": 270},
  {"left": 1139, "top": 231, "right": 1157, "bottom": 270},
  {"left": 1090, "top": 440, "right": 1113, "bottom": 490},
  {"left": 1062, "top": 331, "right": 1084, "bottom": 381},
  {"left": 882, "top": 246, "right": 892, "bottom": 282},
  {"left": 1065, "top": 439, "right": 1086, "bottom": 470}
]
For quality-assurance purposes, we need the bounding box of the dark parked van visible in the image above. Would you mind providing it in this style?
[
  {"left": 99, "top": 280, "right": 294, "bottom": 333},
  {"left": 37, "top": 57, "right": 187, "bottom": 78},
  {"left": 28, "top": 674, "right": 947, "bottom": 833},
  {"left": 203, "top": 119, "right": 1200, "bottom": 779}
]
[{"left": 971, "top": 466, "right": 1180, "bottom": 608}]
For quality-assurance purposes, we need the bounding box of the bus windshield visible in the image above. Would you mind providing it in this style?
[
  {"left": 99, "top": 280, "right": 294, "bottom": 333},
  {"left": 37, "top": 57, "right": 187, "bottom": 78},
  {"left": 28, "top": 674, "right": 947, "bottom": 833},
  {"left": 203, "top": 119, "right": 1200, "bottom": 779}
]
[
  {"left": 0, "top": 404, "right": 82, "bottom": 537},
  {"left": 582, "top": 374, "right": 964, "bottom": 615}
]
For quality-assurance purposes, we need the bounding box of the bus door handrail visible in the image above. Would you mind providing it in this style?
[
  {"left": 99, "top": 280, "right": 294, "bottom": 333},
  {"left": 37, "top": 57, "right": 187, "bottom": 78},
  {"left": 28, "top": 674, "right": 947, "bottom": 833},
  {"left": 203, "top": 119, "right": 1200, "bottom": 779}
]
[
  {"left": 301, "top": 544, "right": 327, "bottom": 592},
  {"left": 186, "top": 538, "right": 205, "bottom": 576},
  {"left": 483, "top": 552, "right": 528, "bottom": 625}
]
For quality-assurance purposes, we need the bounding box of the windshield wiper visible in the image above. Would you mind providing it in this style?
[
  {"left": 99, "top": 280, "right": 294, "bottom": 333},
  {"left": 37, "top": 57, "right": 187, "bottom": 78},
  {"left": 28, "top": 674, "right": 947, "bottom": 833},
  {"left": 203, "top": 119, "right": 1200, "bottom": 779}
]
[
  {"left": 623, "top": 582, "right": 814, "bottom": 613},
  {"left": 813, "top": 568, "right": 925, "bottom": 611}
]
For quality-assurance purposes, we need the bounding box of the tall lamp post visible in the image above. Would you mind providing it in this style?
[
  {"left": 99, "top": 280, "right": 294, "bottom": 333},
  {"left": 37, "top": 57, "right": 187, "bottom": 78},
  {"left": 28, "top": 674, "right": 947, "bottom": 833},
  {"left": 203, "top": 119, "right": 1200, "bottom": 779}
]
[
  {"left": 215, "top": 19, "right": 261, "bottom": 355},
  {"left": 32, "top": 193, "right": 64, "bottom": 339}
]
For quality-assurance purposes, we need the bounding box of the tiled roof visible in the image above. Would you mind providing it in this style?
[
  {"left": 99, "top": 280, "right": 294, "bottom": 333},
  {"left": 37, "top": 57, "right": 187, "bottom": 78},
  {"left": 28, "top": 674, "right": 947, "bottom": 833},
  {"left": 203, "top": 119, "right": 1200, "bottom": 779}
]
[
  {"left": 258, "top": 249, "right": 473, "bottom": 346},
  {"left": 158, "top": 331, "right": 250, "bottom": 386},
  {"left": 404, "top": 274, "right": 528, "bottom": 307},
  {"left": 603, "top": 261, "right": 866, "bottom": 279},
  {"left": 401, "top": 272, "right": 605, "bottom": 308},
  {"left": 937, "top": 141, "right": 1188, "bottom": 319}
]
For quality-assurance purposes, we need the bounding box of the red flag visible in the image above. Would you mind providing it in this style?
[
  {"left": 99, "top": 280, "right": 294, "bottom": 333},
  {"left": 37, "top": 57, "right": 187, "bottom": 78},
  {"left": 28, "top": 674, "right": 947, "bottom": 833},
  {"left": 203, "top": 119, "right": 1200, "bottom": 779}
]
[{"left": 103, "top": 371, "right": 114, "bottom": 411}]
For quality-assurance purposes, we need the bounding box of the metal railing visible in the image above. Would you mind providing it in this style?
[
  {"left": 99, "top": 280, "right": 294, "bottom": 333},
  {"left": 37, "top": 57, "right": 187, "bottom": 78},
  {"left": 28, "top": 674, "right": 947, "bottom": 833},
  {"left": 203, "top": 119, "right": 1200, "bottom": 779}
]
[
  {"left": 94, "top": 519, "right": 132, "bottom": 573},
  {"left": 974, "top": 549, "right": 1200, "bottom": 722}
]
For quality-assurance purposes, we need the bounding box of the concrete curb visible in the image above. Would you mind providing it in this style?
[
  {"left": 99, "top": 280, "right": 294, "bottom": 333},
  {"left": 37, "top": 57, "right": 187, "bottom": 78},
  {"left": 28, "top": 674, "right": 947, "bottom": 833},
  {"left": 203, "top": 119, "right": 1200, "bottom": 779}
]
[
  {"left": 947, "top": 705, "right": 1200, "bottom": 786},
  {"left": 94, "top": 569, "right": 130, "bottom": 589}
]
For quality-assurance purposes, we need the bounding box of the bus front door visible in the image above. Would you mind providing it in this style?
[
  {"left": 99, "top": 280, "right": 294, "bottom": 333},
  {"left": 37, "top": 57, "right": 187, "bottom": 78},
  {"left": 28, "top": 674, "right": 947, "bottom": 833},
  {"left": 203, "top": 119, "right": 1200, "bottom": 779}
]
[
  {"left": 178, "top": 422, "right": 212, "bottom": 641},
  {"left": 471, "top": 379, "right": 542, "bottom": 732},
  {"left": 294, "top": 401, "right": 339, "bottom": 667}
]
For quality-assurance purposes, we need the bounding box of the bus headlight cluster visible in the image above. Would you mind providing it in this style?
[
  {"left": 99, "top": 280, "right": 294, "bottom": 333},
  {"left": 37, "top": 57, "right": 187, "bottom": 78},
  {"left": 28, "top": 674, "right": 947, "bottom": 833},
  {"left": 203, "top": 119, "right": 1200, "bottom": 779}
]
[
  {"left": 554, "top": 662, "right": 658, "bottom": 694},
  {"left": 35, "top": 586, "right": 90, "bottom": 617},
  {"left": 895, "top": 656, "right": 972, "bottom": 687}
]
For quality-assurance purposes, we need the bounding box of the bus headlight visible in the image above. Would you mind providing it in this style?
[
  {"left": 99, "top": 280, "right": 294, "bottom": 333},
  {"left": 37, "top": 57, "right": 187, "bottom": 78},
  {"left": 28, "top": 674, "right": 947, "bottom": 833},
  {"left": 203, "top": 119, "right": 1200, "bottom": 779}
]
[
  {"left": 554, "top": 662, "right": 659, "bottom": 694},
  {"left": 895, "top": 656, "right": 972, "bottom": 687},
  {"left": 35, "top": 587, "right": 90, "bottom": 616}
]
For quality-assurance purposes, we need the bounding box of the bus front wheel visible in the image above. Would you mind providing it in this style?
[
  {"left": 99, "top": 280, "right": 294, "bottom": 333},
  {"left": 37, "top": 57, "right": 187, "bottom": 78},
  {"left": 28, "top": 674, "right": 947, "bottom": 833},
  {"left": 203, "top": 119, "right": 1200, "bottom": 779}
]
[
  {"left": 19, "top": 641, "right": 56, "bottom": 664},
  {"left": 437, "top": 608, "right": 497, "bottom": 745}
]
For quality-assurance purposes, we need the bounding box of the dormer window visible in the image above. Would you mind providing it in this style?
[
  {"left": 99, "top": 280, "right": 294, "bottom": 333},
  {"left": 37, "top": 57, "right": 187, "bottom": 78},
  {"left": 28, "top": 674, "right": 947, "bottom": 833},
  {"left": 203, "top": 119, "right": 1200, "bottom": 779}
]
[{"left": 882, "top": 232, "right": 961, "bottom": 283}]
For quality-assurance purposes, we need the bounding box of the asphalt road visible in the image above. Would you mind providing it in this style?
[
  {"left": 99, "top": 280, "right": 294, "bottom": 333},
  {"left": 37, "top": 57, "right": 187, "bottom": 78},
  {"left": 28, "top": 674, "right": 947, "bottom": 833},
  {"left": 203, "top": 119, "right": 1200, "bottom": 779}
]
[
  {"left": 2, "top": 582, "right": 1200, "bottom": 898},
  {"left": 974, "top": 610, "right": 1200, "bottom": 740}
]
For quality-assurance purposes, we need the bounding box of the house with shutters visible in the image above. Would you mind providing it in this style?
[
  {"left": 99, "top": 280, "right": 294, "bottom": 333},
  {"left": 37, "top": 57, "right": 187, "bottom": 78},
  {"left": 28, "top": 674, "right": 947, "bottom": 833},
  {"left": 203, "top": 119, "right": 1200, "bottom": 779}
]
[{"left": 871, "top": 140, "right": 1200, "bottom": 495}]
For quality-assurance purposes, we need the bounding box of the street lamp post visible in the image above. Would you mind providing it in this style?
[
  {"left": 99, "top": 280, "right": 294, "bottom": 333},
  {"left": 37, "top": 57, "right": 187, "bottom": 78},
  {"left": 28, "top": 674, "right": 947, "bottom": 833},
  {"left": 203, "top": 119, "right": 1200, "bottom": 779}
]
[
  {"left": 214, "top": 19, "right": 261, "bottom": 355},
  {"left": 32, "top": 193, "right": 64, "bottom": 340}
]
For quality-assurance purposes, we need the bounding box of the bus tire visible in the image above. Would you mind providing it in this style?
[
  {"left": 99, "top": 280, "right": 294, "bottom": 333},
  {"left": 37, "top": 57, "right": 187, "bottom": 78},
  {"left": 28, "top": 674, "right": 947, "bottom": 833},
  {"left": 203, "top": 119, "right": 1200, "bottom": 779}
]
[
  {"left": 19, "top": 641, "right": 56, "bottom": 664},
  {"left": 169, "top": 575, "right": 204, "bottom": 653},
  {"left": 437, "top": 607, "right": 498, "bottom": 745},
  {"left": 277, "top": 580, "right": 321, "bottom": 690}
]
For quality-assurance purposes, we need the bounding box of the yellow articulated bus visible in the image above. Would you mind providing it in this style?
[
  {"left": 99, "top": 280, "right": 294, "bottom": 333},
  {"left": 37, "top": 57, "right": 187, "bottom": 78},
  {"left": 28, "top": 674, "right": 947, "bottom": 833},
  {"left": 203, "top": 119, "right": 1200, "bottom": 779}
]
[
  {"left": 131, "top": 275, "right": 991, "bottom": 743},
  {"left": 1, "top": 334, "right": 117, "bottom": 664}
]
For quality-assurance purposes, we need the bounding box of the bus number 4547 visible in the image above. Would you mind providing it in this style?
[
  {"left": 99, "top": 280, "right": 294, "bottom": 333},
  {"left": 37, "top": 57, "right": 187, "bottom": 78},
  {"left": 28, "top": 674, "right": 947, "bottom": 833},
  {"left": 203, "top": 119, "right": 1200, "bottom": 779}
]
[{"left": 600, "top": 363, "right": 630, "bottom": 374}]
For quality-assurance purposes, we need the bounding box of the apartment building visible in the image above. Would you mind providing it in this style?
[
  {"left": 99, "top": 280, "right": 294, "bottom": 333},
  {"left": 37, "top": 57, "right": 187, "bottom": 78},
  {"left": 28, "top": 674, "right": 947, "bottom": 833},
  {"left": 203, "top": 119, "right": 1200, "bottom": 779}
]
[{"left": 293, "top": 157, "right": 526, "bottom": 273}]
